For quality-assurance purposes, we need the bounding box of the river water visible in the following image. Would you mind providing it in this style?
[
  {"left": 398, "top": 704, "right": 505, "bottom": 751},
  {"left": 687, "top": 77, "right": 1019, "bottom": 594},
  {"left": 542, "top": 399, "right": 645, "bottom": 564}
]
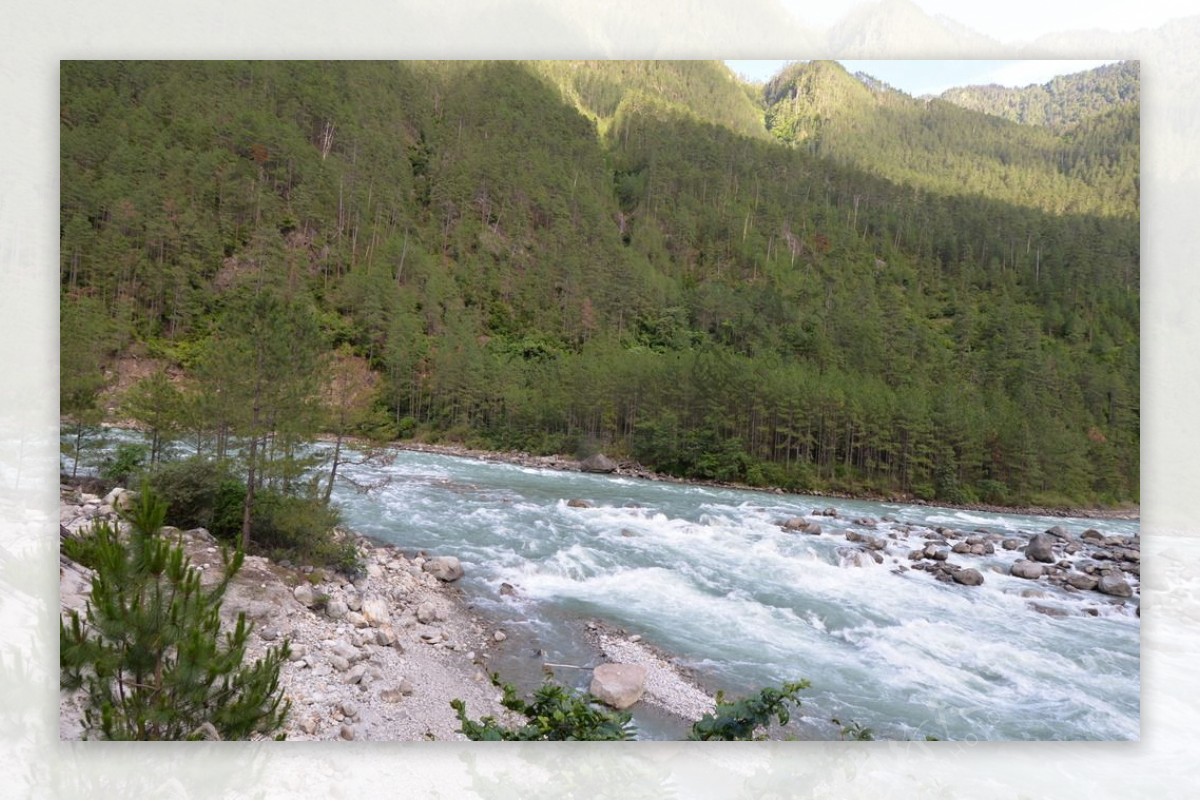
[{"left": 331, "top": 447, "right": 1140, "bottom": 742}]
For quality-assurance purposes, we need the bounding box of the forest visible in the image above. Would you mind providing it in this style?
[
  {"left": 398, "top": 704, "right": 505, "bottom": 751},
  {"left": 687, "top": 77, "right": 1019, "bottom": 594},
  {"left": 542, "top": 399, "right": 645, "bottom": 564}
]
[{"left": 60, "top": 59, "right": 1139, "bottom": 519}]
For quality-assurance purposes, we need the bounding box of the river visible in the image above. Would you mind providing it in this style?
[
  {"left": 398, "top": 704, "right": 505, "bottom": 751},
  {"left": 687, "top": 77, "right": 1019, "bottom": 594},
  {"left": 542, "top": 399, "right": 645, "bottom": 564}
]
[{"left": 329, "top": 446, "right": 1140, "bottom": 741}]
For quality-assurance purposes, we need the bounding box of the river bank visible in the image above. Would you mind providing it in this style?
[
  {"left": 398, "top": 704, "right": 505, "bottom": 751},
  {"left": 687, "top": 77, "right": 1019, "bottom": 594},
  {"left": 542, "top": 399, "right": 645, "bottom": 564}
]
[
  {"left": 58, "top": 482, "right": 714, "bottom": 741},
  {"left": 387, "top": 439, "right": 1140, "bottom": 522}
]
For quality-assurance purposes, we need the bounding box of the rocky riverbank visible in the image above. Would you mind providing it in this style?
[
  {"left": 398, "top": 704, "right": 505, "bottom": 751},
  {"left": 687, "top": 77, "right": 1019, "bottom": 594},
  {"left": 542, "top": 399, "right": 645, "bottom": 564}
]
[{"left": 58, "top": 484, "right": 714, "bottom": 741}]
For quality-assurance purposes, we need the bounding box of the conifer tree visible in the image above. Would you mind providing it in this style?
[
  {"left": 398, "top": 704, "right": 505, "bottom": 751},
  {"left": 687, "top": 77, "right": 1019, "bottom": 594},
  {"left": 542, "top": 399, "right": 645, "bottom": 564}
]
[{"left": 60, "top": 491, "right": 291, "bottom": 740}]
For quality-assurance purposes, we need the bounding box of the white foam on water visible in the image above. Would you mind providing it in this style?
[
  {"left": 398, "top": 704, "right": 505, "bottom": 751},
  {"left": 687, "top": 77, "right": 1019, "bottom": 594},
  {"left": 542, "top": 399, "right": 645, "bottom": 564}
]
[{"left": 83, "top": 430, "right": 1140, "bottom": 740}]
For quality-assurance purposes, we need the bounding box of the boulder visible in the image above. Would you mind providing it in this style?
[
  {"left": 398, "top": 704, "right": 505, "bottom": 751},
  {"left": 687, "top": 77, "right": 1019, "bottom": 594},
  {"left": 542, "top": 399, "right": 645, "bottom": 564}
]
[
  {"left": 1066, "top": 573, "right": 1099, "bottom": 591},
  {"left": 567, "top": 498, "right": 592, "bottom": 508},
  {"left": 836, "top": 546, "right": 874, "bottom": 568},
  {"left": 293, "top": 584, "right": 317, "bottom": 607},
  {"left": 1011, "top": 560, "right": 1044, "bottom": 580},
  {"left": 422, "top": 556, "right": 464, "bottom": 582},
  {"left": 325, "top": 598, "right": 349, "bottom": 620},
  {"left": 1081, "top": 529, "right": 1105, "bottom": 543},
  {"left": 590, "top": 663, "right": 647, "bottom": 710},
  {"left": 1024, "top": 534, "right": 1057, "bottom": 564},
  {"left": 1001, "top": 538, "right": 1023, "bottom": 551},
  {"left": 952, "top": 568, "right": 985, "bottom": 586},
  {"left": 328, "top": 639, "right": 361, "bottom": 663},
  {"left": 580, "top": 454, "right": 618, "bottom": 473},
  {"left": 1097, "top": 573, "right": 1134, "bottom": 598},
  {"left": 923, "top": 545, "right": 948, "bottom": 561},
  {"left": 361, "top": 597, "right": 391, "bottom": 626},
  {"left": 1045, "top": 525, "right": 1070, "bottom": 541}
]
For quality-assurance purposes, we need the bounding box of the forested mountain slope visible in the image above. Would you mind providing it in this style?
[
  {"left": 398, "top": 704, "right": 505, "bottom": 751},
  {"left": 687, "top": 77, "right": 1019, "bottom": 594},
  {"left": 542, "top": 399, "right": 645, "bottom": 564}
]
[
  {"left": 60, "top": 60, "right": 1139, "bottom": 507},
  {"left": 939, "top": 61, "right": 1139, "bottom": 130},
  {"left": 763, "top": 60, "right": 1138, "bottom": 218}
]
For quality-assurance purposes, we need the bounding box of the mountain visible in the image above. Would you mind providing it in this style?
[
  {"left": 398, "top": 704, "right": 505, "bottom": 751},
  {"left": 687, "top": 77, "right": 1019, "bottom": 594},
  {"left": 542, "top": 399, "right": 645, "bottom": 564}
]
[
  {"left": 59, "top": 60, "right": 1139, "bottom": 507},
  {"left": 762, "top": 60, "right": 1138, "bottom": 218},
  {"left": 938, "top": 61, "right": 1139, "bottom": 129},
  {"left": 825, "top": 0, "right": 1000, "bottom": 56},
  {"left": 531, "top": 60, "right": 769, "bottom": 141}
]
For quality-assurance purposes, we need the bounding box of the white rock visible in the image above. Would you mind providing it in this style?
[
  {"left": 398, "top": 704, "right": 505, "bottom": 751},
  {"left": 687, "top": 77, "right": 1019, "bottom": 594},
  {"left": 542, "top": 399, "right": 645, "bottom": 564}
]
[
  {"left": 361, "top": 597, "right": 391, "bottom": 626},
  {"left": 590, "top": 663, "right": 647, "bottom": 710},
  {"left": 422, "top": 556, "right": 464, "bottom": 582}
]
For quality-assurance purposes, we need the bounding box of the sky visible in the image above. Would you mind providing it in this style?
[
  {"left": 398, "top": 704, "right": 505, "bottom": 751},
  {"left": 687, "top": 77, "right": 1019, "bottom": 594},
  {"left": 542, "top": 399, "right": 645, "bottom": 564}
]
[
  {"left": 723, "top": 59, "right": 1120, "bottom": 96},
  {"left": 777, "top": 0, "right": 1195, "bottom": 41}
]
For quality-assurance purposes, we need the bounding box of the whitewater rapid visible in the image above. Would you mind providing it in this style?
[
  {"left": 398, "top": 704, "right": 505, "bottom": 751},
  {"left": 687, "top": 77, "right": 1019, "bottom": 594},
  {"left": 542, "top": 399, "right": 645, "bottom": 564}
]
[{"left": 333, "top": 448, "right": 1140, "bottom": 741}]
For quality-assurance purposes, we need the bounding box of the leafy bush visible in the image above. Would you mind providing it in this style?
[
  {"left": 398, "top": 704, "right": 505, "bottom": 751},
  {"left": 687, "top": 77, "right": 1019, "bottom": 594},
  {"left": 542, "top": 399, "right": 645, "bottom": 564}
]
[
  {"left": 145, "top": 457, "right": 246, "bottom": 540},
  {"left": 250, "top": 491, "right": 360, "bottom": 575},
  {"left": 99, "top": 442, "right": 148, "bottom": 486},
  {"left": 452, "top": 677, "right": 809, "bottom": 741},
  {"left": 60, "top": 490, "right": 290, "bottom": 740},
  {"left": 689, "top": 680, "right": 810, "bottom": 741},
  {"left": 146, "top": 457, "right": 358, "bottom": 573},
  {"left": 451, "top": 677, "right": 634, "bottom": 741}
]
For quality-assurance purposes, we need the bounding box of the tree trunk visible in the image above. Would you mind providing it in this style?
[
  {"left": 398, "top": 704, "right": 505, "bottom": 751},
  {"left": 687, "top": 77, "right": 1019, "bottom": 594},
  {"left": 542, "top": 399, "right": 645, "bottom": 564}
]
[{"left": 324, "top": 432, "right": 343, "bottom": 504}]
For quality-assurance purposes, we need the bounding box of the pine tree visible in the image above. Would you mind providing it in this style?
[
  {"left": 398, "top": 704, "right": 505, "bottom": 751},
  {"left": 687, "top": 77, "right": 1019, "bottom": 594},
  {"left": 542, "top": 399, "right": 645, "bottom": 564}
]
[{"left": 60, "top": 491, "right": 291, "bottom": 740}]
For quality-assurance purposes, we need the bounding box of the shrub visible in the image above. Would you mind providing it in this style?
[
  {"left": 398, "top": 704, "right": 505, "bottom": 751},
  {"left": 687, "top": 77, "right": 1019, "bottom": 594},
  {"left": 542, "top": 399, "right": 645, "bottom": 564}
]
[
  {"left": 688, "top": 680, "right": 810, "bottom": 741},
  {"left": 60, "top": 490, "right": 290, "bottom": 740},
  {"left": 249, "top": 491, "right": 360, "bottom": 576},
  {"left": 145, "top": 457, "right": 245, "bottom": 540},
  {"left": 99, "top": 442, "right": 148, "bottom": 486},
  {"left": 451, "top": 677, "right": 634, "bottom": 741},
  {"left": 147, "top": 457, "right": 359, "bottom": 574},
  {"left": 452, "top": 677, "right": 809, "bottom": 741}
]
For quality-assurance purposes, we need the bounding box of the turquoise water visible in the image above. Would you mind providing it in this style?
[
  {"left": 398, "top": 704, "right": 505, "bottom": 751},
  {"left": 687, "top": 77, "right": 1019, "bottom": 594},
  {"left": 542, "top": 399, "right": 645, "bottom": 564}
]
[{"left": 332, "top": 447, "right": 1140, "bottom": 741}]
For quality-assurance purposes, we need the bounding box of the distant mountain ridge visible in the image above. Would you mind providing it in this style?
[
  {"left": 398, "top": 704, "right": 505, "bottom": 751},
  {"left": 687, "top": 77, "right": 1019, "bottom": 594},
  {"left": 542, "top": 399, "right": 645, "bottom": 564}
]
[
  {"left": 758, "top": 60, "right": 1138, "bottom": 218},
  {"left": 938, "top": 61, "right": 1139, "bottom": 129}
]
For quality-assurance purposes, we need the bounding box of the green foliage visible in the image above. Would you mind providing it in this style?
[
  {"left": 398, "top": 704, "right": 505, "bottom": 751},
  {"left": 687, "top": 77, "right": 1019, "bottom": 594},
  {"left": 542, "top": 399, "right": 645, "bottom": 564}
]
[
  {"left": 939, "top": 61, "right": 1138, "bottom": 131},
  {"left": 99, "top": 442, "right": 148, "bottom": 486},
  {"left": 453, "top": 677, "right": 809, "bottom": 741},
  {"left": 59, "top": 60, "right": 1139, "bottom": 510},
  {"left": 689, "top": 680, "right": 810, "bottom": 741},
  {"left": 145, "top": 457, "right": 247, "bottom": 540},
  {"left": 120, "top": 369, "right": 185, "bottom": 466},
  {"left": 250, "top": 490, "right": 358, "bottom": 575},
  {"left": 451, "top": 676, "right": 634, "bottom": 741},
  {"left": 59, "top": 490, "right": 290, "bottom": 740},
  {"left": 832, "top": 718, "right": 875, "bottom": 741},
  {"left": 145, "top": 455, "right": 355, "bottom": 572}
]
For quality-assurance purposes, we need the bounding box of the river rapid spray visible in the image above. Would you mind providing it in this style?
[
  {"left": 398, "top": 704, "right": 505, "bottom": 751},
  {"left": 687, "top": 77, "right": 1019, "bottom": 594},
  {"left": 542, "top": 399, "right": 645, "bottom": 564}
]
[
  {"left": 333, "top": 446, "right": 1139, "bottom": 741},
  {"left": 71, "top": 430, "right": 1139, "bottom": 740}
]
